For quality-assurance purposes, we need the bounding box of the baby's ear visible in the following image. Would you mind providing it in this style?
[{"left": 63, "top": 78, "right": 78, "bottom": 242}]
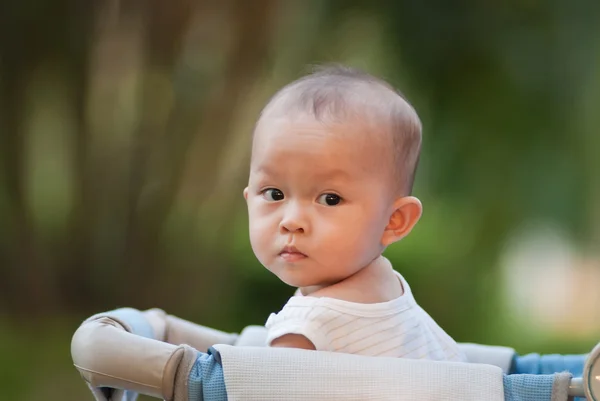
[
  {"left": 381, "top": 196, "right": 422, "bottom": 247},
  {"left": 243, "top": 187, "right": 249, "bottom": 200}
]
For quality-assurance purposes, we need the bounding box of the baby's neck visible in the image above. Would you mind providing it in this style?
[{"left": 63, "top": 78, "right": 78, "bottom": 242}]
[{"left": 300, "top": 256, "right": 404, "bottom": 303}]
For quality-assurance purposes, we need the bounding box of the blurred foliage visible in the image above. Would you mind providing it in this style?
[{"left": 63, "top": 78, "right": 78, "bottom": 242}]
[{"left": 0, "top": 0, "right": 599, "bottom": 399}]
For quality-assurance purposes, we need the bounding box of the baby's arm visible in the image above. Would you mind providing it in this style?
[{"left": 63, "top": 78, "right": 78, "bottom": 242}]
[
  {"left": 265, "top": 302, "right": 328, "bottom": 351},
  {"left": 270, "top": 333, "right": 316, "bottom": 350}
]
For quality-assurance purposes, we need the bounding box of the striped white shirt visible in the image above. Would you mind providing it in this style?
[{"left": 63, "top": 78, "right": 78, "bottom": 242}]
[{"left": 265, "top": 271, "right": 466, "bottom": 362}]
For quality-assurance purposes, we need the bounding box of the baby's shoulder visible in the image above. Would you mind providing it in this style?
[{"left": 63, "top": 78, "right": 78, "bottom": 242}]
[
  {"left": 267, "top": 295, "right": 318, "bottom": 320},
  {"left": 266, "top": 293, "right": 359, "bottom": 327},
  {"left": 265, "top": 296, "right": 345, "bottom": 347}
]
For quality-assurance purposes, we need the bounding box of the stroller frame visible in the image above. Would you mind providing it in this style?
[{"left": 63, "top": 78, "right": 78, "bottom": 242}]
[{"left": 71, "top": 307, "right": 600, "bottom": 401}]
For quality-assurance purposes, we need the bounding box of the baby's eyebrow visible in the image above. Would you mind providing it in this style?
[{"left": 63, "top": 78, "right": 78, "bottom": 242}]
[
  {"left": 316, "top": 169, "right": 352, "bottom": 181},
  {"left": 254, "top": 165, "right": 351, "bottom": 181},
  {"left": 255, "top": 164, "right": 278, "bottom": 177}
]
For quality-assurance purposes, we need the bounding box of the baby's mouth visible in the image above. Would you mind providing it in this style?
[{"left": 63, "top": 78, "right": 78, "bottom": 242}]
[{"left": 279, "top": 245, "right": 307, "bottom": 262}]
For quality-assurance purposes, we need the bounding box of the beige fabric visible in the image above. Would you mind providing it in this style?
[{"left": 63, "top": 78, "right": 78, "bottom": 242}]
[
  {"left": 143, "top": 308, "right": 239, "bottom": 350},
  {"left": 551, "top": 372, "right": 573, "bottom": 401},
  {"left": 72, "top": 309, "right": 238, "bottom": 401},
  {"left": 167, "top": 314, "right": 238, "bottom": 351},
  {"left": 173, "top": 345, "right": 201, "bottom": 401},
  {"left": 214, "top": 344, "right": 506, "bottom": 401},
  {"left": 71, "top": 313, "right": 187, "bottom": 400}
]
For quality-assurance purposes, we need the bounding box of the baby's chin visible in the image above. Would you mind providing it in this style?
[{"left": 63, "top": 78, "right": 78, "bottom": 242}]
[
  {"left": 273, "top": 272, "right": 336, "bottom": 292},
  {"left": 268, "top": 269, "right": 317, "bottom": 289},
  {"left": 275, "top": 274, "right": 310, "bottom": 289}
]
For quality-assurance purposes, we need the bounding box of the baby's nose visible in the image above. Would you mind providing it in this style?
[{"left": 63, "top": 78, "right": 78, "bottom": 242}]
[
  {"left": 279, "top": 203, "right": 308, "bottom": 234},
  {"left": 279, "top": 219, "right": 305, "bottom": 234}
]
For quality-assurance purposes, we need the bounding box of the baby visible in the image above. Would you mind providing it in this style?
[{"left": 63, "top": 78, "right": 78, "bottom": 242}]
[{"left": 243, "top": 65, "right": 465, "bottom": 362}]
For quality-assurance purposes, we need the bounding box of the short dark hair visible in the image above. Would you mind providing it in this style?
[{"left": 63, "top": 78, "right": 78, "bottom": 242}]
[{"left": 257, "top": 64, "right": 422, "bottom": 195}]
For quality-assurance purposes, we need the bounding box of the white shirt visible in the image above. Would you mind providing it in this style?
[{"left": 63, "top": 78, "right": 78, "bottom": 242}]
[{"left": 265, "top": 271, "right": 466, "bottom": 361}]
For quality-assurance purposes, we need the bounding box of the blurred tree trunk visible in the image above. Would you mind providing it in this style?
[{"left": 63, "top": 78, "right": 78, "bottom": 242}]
[
  {"left": 59, "top": 3, "right": 100, "bottom": 313},
  {"left": 0, "top": 1, "right": 96, "bottom": 316},
  {"left": 119, "top": 0, "right": 277, "bottom": 307},
  {"left": 0, "top": 51, "right": 43, "bottom": 314},
  {"left": 0, "top": 0, "right": 278, "bottom": 316}
]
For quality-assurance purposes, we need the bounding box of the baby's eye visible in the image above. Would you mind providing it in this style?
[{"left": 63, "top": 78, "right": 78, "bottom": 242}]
[
  {"left": 317, "top": 193, "right": 342, "bottom": 206},
  {"left": 262, "top": 188, "right": 285, "bottom": 201}
]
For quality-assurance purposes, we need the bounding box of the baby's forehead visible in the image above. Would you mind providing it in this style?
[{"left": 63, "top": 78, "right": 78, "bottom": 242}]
[
  {"left": 253, "top": 113, "right": 389, "bottom": 147},
  {"left": 252, "top": 115, "right": 396, "bottom": 175}
]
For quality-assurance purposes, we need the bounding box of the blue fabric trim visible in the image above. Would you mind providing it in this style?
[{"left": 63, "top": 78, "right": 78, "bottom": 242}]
[
  {"left": 503, "top": 374, "right": 554, "bottom": 401},
  {"left": 188, "top": 349, "right": 227, "bottom": 401},
  {"left": 512, "top": 353, "right": 586, "bottom": 377},
  {"left": 123, "top": 389, "right": 138, "bottom": 401}
]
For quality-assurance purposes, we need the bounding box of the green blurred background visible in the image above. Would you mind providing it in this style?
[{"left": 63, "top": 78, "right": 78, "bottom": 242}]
[{"left": 1, "top": 1, "right": 599, "bottom": 399}]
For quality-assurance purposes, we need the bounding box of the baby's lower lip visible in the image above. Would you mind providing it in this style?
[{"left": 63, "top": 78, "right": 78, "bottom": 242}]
[{"left": 279, "top": 251, "right": 307, "bottom": 262}]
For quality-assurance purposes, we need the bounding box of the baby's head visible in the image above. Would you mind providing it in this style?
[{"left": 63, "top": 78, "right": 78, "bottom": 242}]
[{"left": 244, "top": 65, "right": 423, "bottom": 291}]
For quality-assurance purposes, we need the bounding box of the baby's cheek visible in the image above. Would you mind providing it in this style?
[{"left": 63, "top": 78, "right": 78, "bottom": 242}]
[
  {"left": 249, "top": 223, "right": 267, "bottom": 254},
  {"left": 326, "top": 235, "right": 361, "bottom": 266},
  {"left": 345, "top": 230, "right": 379, "bottom": 262}
]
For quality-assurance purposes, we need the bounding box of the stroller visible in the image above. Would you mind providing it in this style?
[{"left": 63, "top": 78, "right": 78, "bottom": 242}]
[{"left": 71, "top": 307, "right": 600, "bottom": 401}]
